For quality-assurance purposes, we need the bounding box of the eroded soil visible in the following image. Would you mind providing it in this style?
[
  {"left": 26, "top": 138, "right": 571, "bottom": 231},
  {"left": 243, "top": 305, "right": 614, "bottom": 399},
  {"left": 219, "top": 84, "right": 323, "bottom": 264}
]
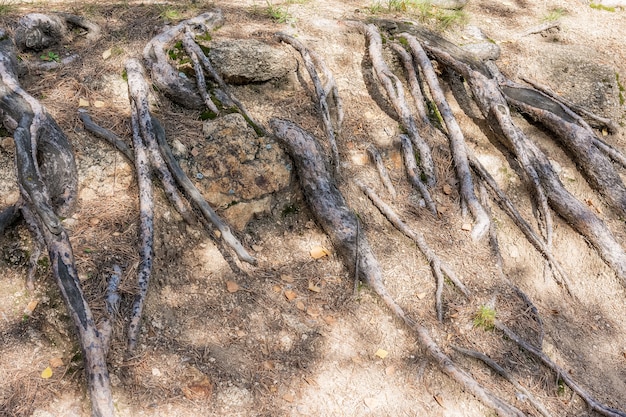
[{"left": 1, "top": 0, "right": 626, "bottom": 416}]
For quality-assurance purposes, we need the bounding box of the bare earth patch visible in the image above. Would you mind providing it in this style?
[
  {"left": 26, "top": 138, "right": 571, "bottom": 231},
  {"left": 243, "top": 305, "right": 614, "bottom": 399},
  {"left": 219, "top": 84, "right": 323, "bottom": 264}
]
[{"left": 1, "top": 0, "right": 626, "bottom": 416}]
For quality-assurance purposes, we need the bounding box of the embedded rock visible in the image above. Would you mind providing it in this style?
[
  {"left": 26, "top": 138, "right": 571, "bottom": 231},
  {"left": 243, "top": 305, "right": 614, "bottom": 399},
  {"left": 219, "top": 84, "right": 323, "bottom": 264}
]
[
  {"left": 207, "top": 39, "right": 297, "bottom": 85},
  {"left": 193, "top": 113, "right": 291, "bottom": 229}
]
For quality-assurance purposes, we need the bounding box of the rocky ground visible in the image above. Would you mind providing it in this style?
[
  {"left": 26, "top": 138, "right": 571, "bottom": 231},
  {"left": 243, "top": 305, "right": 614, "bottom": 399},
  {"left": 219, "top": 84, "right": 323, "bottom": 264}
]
[{"left": 1, "top": 0, "right": 626, "bottom": 416}]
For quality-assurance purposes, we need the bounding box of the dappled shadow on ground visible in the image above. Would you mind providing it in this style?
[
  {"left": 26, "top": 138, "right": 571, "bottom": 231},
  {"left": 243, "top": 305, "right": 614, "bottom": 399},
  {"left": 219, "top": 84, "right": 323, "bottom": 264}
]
[{"left": 1, "top": 0, "right": 626, "bottom": 416}]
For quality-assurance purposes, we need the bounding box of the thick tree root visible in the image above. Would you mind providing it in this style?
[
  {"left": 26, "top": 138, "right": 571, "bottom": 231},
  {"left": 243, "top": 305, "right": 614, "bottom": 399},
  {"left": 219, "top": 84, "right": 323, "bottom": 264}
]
[
  {"left": 276, "top": 32, "right": 341, "bottom": 170},
  {"left": 417, "top": 41, "right": 626, "bottom": 285},
  {"left": 401, "top": 33, "right": 490, "bottom": 241},
  {"left": 355, "top": 22, "right": 437, "bottom": 188},
  {"left": 125, "top": 59, "right": 156, "bottom": 351},
  {"left": 143, "top": 11, "right": 224, "bottom": 108},
  {"left": 270, "top": 118, "right": 525, "bottom": 417},
  {"left": 0, "top": 31, "right": 113, "bottom": 417},
  {"left": 501, "top": 81, "right": 626, "bottom": 217}
]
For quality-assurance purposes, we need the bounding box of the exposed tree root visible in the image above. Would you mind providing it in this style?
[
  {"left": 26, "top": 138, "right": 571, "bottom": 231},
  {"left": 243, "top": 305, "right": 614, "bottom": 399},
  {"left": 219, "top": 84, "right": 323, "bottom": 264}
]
[
  {"left": 496, "top": 321, "right": 626, "bottom": 417},
  {"left": 78, "top": 110, "right": 256, "bottom": 266},
  {"left": 366, "top": 144, "right": 397, "bottom": 199},
  {"left": 143, "top": 11, "right": 224, "bottom": 108},
  {"left": 15, "top": 12, "right": 101, "bottom": 52},
  {"left": 78, "top": 109, "right": 134, "bottom": 161},
  {"left": 401, "top": 33, "right": 490, "bottom": 241},
  {"left": 277, "top": 32, "right": 341, "bottom": 170},
  {"left": 389, "top": 43, "right": 430, "bottom": 126},
  {"left": 399, "top": 134, "right": 437, "bottom": 214},
  {"left": 357, "top": 180, "right": 469, "bottom": 321},
  {"left": 501, "top": 81, "right": 626, "bottom": 217},
  {"left": 0, "top": 31, "right": 114, "bottom": 417},
  {"left": 354, "top": 22, "right": 437, "bottom": 189},
  {"left": 415, "top": 39, "right": 626, "bottom": 285},
  {"left": 452, "top": 345, "right": 553, "bottom": 417},
  {"left": 519, "top": 76, "right": 619, "bottom": 135},
  {"left": 271, "top": 118, "right": 525, "bottom": 417},
  {"left": 182, "top": 30, "right": 220, "bottom": 115},
  {"left": 125, "top": 59, "right": 157, "bottom": 352},
  {"left": 469, "top": 152, "right": 572, "bottom": 293},
  {"left": 180, "top": 32, "right": 268, "bottom": 136}
]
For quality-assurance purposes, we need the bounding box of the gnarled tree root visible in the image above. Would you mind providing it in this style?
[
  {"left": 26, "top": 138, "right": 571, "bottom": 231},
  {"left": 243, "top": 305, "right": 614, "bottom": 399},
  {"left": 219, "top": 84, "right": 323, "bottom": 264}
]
[
  {"left": 0, "top": 31, "right": 113, "bottom": 417},
  {"left": 143, "top": 11, "right": 224, "bottom": 109},
  {"left": 270, "top": 118, "right": 525, "bottom": 417},
  {"left": 276, "top": 32, "right": 341, "bottom": 170}
]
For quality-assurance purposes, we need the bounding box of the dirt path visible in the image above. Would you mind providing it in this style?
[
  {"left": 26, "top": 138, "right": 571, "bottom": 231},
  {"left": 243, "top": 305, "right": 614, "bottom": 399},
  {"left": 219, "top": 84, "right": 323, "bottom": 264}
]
[{"left": 1, "top": 1, "right": 626, "bottom": 416}]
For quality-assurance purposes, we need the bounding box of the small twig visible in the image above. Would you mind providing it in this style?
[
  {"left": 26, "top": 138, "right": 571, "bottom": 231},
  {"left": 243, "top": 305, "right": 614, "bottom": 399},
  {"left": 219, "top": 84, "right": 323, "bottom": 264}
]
[
  {"left": 516, "top": 21, "right": 560, "bottom": 39},
  {"left": 366, "top": 144, "right": 397, "bottom": 199},
  {"left": 400, "top": 134, "right": 437, "bottom": 215},
  {"left": 451, "top": 345, "right": 554, "bottom": 417},
  {"left": 496, "top": 321, "right": 626, "bottom": 417}
]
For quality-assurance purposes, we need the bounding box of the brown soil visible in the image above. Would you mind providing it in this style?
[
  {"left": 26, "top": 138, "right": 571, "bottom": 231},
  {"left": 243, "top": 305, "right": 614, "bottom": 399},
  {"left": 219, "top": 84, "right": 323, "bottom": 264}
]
[{"left": 1, "top": 1, "right": 626, "bottom": 416}]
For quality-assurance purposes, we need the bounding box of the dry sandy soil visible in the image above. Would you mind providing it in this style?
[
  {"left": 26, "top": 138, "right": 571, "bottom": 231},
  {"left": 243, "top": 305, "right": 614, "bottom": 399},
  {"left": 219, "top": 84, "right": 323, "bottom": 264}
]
[{"left": 1, "top": 0, "right": 626, "bottom": 416}]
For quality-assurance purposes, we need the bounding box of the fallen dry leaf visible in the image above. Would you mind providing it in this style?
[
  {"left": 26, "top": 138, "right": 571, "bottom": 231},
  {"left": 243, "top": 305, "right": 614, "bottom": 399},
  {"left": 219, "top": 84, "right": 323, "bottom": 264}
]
[
  {"left": 375, "top": 348, "right": 389, "bottom": 359},
  {"left": 182, "top": 377, "right": 213, "bottom": 401},
  {"left": 310, "top": 246, "right": 330, "bottom": 259},
  {"left": 296, "top": 301, "right": 306, "bottom": 311},
  {"left": 442, "top": 184, "right": 453, "bottom": 195},
  {"left": 461, "top": 223, "right": 472, "bottom": 231},
  {"left": 281, "top": 274, "right": 294, "bottom": 283},
  {"left": 284, "top": 289, "right": 297, "bottom": 301},
  {"left": 416, "top": 292, "right": 427, "bottom": 300},
  {"left": 272, "top": 285, "right": 282, "bottom": 293},
  {"left": 282, "top": 393, "right": 295, "bottom": 403},
  {"left": 41, "top": 367, "right": 53, "bottom": 379},
  {"left": 434, "top": 394, "right": 445, "bottom": 407},
  {"left": 49, "top": 357, "right": 64, "bottom": 368},
  {"left": 323, "top": 315, "right": 337, "bottom": 325},
  {"left": 79, "top": 98, "right": 89, "bottom": 107},
  {"left": 102, "top": 48, "right": 112, "bottom": 60},
  {"left": 308, "top": 281, "right": 321, "bottom": 293},
  {"left": 25, "top": 299, "right": 39, "bottom": 314},
  {"left": 385, "top": 365, "right": 396, "bottom": 376},
  {"left": 226, "top": 280, "right": 240, "bottom": 293},
  {"left": 93, "top": 100, "right": 105, "bottom": 108}
]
